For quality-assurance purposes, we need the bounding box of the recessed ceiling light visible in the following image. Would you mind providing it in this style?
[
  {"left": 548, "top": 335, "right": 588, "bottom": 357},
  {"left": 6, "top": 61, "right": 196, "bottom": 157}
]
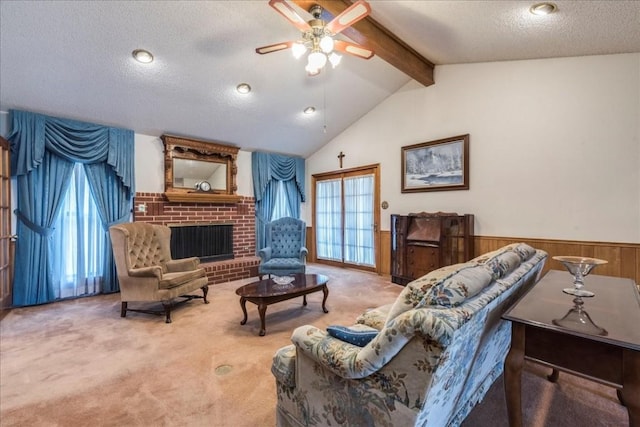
[
  {"left": 132, "top": 49, "right": 154, "bottom": 63},
  {"left": 236, "top": 83, "right": 251, "bottom": 94},
  {"left": 303, "top": 107, "right": 316, "bottom": 114},
  {"left": 529, "top": 2, "right": 557, "bottom": 15}
]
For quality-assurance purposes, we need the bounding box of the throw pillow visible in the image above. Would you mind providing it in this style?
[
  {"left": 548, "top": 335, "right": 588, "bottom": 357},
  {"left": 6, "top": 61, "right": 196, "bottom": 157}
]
[{"left": 327, "top": 325, "right": 378, "bottom": 347}]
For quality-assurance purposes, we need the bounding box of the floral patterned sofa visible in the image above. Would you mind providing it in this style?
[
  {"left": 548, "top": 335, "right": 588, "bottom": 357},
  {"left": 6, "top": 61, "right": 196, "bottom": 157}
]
[{"left": 271, "top": 243, "right": 547, "bottom": 427}]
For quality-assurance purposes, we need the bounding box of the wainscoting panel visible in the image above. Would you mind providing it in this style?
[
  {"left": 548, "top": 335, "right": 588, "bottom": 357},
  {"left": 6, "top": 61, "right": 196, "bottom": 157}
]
[
  {"left": 474, "top": 236, "right": 639, "bottom": 284},
  {"left": 380, "top": 231, "right": 391, "bottom": 276},
  {"left": 321, "top": 230, "right": 639, "bottom": 284}
]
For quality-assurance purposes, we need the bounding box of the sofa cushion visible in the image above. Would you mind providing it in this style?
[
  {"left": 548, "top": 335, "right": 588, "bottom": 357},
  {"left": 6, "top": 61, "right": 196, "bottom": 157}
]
[
  {"left": 384, "top": 263, "right": 471, "bottom": 325},
  {"left": 471, "top": 243, "right": 536, "bottom": 280},
  {"left": 260, "top": 258, "right": 304, "bottom": 268},
  {"left": 158, "top": 268, "right": 206, "bottom": 289},
  {"left": 327, "top": 324, "right": 379, "bottom": 347},
  {"left": 512, "top": 243, "right": 536, "bottom": 262},
  {"left": 483, "top": 251, "right": 522, "bottom": 280},
  {"left": 356, "top": 304, "right": 392, "bottom": 330},
  {"left": 425, "top": 265, "right": 494, "bottom": 307}
]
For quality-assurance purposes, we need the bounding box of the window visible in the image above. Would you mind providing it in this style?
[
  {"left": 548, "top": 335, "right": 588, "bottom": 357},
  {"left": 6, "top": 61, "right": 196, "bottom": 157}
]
[
  {"left": 50, "top": 163, "right": 105, "bottom": 299},
  {"left": 270, "top": 180, "right": 293, "bottom": 221},
  {"left": 313, "top": 165, "right": 379, "bottom": 271}
]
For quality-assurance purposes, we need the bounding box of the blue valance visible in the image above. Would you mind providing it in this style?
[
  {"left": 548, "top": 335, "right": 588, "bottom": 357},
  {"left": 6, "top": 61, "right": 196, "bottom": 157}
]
[
  {"left": 8, "top": 109, "right": 134, "bottom": 192},
  {"left": 252, "top": 151, "right": 305, "bottom": 202}
]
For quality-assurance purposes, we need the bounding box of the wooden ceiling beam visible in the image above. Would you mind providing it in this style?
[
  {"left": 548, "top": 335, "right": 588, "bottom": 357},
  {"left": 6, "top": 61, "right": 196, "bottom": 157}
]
[{"left": 292, "top": 0, "right": 435, "bottom": 87}]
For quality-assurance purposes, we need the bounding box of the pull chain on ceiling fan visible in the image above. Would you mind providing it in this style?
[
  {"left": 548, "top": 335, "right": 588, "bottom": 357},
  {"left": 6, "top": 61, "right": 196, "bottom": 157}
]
[{"left": 256, "top": 0, "right": 374, "bottom": 76}]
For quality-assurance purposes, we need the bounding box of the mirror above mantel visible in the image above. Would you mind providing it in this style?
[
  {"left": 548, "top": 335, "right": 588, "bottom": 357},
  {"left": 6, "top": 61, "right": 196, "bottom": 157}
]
[{"left": 161, "top": 134, "right": 241, "bottom": 203}]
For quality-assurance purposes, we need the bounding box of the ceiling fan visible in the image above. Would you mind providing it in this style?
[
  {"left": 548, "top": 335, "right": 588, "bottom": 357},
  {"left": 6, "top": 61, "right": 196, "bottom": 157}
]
[{"left": 256, "top": 0, "right": 374, "bottom": 76}]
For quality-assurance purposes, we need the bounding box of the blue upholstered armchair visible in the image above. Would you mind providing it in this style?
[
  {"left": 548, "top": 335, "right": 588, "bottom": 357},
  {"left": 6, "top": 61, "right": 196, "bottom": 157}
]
[{"left": 258, "top": 217, "right": 308, "bottom": 278}]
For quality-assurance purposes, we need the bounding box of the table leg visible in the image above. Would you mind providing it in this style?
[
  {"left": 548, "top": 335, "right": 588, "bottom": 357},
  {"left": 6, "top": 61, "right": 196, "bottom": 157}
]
[
  {"left": 617, "top": 389, "right": 626, "bottom": 407},
  {"left": 504, "top": 323, "right": 525, "bottom": 427},
  {"left": 303, "top": 295, "right": 307, "bottom": 306},
  {"left": 239, "top": 297, "right": 248, "bottom": 325},
  {"left": 547, "top": 368, "right": 559, "bottom": 383},
  {"left": 321, "top": 285, "right": 329, "bottom": 313},
  {"left": 622, "top": 349, "right": 640, "bottom": 426},
  {"left": 258, "top": 303, "right": 267, "bottom": 336}
]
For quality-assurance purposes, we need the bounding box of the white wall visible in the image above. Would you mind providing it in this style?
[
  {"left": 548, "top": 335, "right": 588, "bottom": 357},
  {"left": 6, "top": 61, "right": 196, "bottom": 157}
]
[
  {"left": 305, "top": 53, "right": 640, "bottom": 244},
  {"left": 134, "top": 133, "right": 254, "bottom": 196}
]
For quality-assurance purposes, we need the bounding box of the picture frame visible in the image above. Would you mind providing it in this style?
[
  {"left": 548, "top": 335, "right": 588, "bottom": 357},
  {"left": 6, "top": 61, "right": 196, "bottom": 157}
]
[{"left": 401, "top": 134, "right": 469, "bottom": 193}]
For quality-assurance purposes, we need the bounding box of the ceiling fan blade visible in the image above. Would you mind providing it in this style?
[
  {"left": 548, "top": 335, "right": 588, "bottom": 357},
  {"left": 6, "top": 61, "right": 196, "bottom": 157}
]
[
  {"left": 255, "top": 41, "right": 294, "bottom": 55},
  {"left": 269, "top": 0, "right": 311, "bottom": 32},
  {"left": 325, "top": 0, "right": 371, "bottom": 35},
  {"left": 333, "top": 40, "right": 374, "bottom": 59}
]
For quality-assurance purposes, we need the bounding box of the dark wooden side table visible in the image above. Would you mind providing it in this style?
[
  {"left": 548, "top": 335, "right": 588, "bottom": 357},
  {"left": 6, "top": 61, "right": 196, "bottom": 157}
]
[{"left": 503, "top": 270, "right": 640, "bottom": 426}]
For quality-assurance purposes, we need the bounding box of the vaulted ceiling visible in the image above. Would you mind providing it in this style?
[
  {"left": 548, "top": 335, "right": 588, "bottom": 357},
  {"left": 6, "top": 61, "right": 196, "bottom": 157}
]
[{"left": 1, "top": 1, "right": 638, "bottom": 158}]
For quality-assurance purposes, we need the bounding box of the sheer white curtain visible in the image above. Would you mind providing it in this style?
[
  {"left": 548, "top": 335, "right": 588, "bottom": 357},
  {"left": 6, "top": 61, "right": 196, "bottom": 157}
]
[
  {"left": 315, "top": 178, "right": 342, "bottom": 261},
  {"left": 50, "top": 163, "right": 106, "bottom": 299},
  {"left": 344, "top": 174, "right": 375, "bottom": 266},
  {"left": 315, "top": 174, "right": 375, "bottom": 265},
  {"left": 270, "top": 180, "right": 292, "bottom": 221}
]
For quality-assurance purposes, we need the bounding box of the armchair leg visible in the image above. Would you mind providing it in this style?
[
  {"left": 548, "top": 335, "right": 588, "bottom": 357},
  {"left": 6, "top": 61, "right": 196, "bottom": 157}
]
[
  {"left": 162, "top": 302, "right": 172, "bottom": 323},
  {"left": 202, "top": 285, "right": 209, "bottom": 304},
  {"left": 121, "top": 302, "right": 128, "bottom": 317}
]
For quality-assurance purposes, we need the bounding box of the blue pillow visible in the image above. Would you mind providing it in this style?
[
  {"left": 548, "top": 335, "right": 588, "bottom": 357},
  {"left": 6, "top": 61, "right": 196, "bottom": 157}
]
[{"left": 326, "top": 325, "right": 378, "bottom": 347}]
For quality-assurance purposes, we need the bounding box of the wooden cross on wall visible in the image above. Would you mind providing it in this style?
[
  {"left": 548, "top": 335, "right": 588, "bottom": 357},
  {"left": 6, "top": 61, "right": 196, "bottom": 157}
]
[{"left": 338, "top": 151, "right": 345, "bottom": 168}]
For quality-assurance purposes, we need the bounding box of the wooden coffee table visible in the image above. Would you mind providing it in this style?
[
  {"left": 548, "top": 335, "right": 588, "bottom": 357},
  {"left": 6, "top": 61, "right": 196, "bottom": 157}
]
[
  {"left": 235, "top": 273, "right": 329, "bottom": 336},
  {"left": 502, "top": 270, "right": 640, "bottom": 426}
]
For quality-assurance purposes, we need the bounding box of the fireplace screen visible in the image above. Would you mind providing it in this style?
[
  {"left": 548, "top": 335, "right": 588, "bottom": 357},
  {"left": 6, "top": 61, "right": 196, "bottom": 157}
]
[{"left": 170, "top": 223, "right": 234, "bottom": 262}]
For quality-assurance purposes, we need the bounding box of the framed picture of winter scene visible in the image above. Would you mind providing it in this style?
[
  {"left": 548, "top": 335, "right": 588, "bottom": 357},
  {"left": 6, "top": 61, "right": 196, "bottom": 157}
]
[{"left": 401, "top": 134, "right": 469, "bottom": 192}]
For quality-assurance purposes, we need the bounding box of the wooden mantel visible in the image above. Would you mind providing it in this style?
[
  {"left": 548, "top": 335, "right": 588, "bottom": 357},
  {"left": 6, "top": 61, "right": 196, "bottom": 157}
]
[
  {"left": 163, "top": 192, "right": 242, "bottom": 204},
  {"left": 292, "top": 0, "right": 435, "bottom": 87}
]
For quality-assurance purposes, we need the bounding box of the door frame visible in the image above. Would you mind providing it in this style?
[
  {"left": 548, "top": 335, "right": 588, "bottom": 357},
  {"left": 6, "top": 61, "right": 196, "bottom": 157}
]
[
  {"left": 0, "top": 136, "right": 13, "bottom": 312},
  {"left": 311, "top": 164, "right": 381, "bottom": 274}
]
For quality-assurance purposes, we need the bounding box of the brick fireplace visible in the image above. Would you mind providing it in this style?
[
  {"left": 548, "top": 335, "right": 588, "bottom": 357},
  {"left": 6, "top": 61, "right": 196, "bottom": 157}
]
[{"left": 133, "top": 192, "right": 260, "bottom": 285}]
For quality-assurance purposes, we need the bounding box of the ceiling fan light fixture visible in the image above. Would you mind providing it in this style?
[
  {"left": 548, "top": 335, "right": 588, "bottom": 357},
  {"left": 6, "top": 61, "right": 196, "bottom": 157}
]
[
  {"left": 305, "top": 63, "right": 320, "bottom": 76},
  {"left": 328, "top": 52, "right": 342, "bottom": 68},
  {"left": 132, "top": 49, "right": 154, "bottom": 63},
  {"left": 256, "top": 0, "right": 373, "bottom": 76},
  {"left": 319, "top": 36, "right": 334, "bottom": 54},
  {"left": 292, "top": 42, "right": 307, "bottom": 59},
  {"left": 308, "top": 51, "right": 327, "bottom": 70},
  {"left": 529, "top": 2, "right": 557, "bottom": 15}
]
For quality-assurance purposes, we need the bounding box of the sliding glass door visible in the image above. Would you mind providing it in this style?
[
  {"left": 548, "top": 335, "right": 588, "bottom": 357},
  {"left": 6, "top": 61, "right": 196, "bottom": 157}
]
[{"left": 313, "top": 165, "right": 380, "bottom": 272}]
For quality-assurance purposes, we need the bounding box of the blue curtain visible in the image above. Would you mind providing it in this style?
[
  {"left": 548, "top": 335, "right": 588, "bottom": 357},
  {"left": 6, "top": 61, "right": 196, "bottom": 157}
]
[
  {"left": 8, "top": 110, "right": 135, "bottom": 306},
  {"left": 84, "top": 161, "right": 132, "bottom": 293},
  {"left": 13, "top": 151, "right": 74, "bottom": 304},
  {"left": 252, "top": 152, "right": 305, "bottom": 251}
]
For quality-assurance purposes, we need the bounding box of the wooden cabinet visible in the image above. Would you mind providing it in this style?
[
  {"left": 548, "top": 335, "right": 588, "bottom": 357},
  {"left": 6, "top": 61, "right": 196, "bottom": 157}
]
[
  {"left": 391, "top": 212, "right": 474, "bottom": 285},
  {"left": 407, "top": 245, "right": 439, "bottom": 279}
]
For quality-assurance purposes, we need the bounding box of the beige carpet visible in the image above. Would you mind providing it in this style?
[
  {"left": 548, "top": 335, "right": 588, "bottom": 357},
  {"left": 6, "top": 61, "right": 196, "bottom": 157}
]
[{"left": 0, "top": 264, "right": 628, "bottom": 426}]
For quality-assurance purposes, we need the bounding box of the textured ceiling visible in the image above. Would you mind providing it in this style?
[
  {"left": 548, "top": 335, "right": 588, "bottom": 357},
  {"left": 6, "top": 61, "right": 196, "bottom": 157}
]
[{"left": 1, "top": 1, "right": 639, "bottom": 158}]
